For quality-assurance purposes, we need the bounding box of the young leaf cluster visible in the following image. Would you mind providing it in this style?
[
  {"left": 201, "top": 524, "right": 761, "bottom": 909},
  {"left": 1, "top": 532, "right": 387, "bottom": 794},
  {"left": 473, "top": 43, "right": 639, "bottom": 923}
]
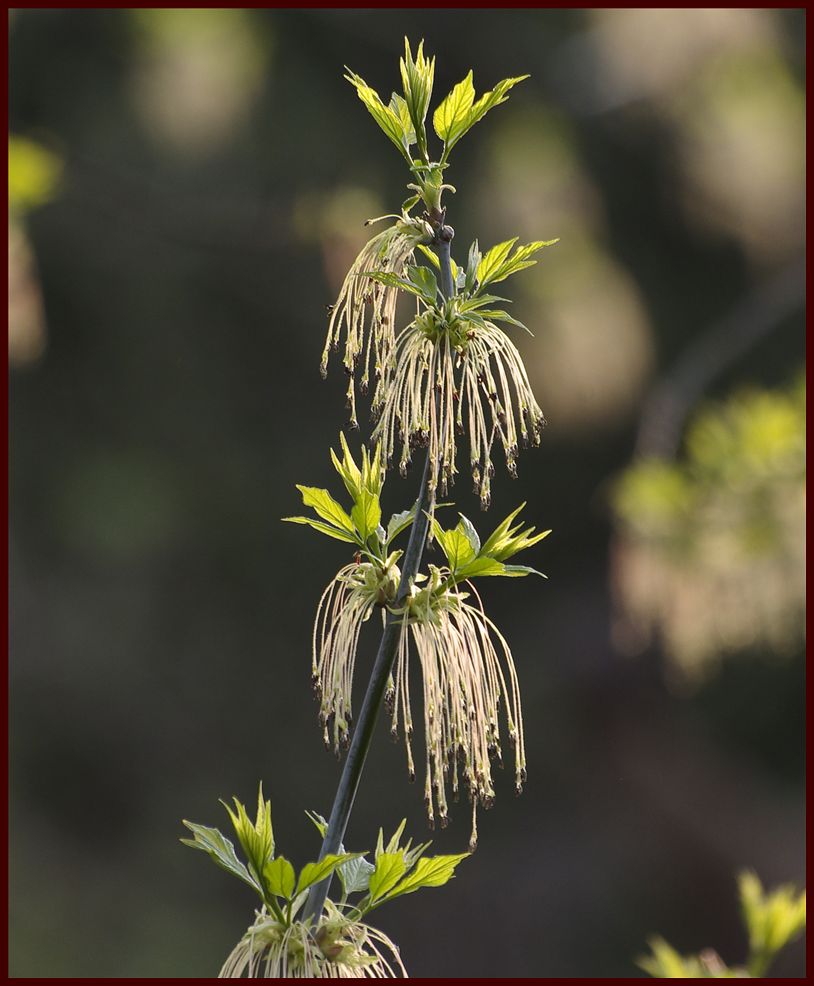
[
  {"left": 182, "top": 786, "right": 358, "bottom": 926},
  {"left": 284, "top": 435, "right": 398, "bottom": 560},
  {"left": 285, "top": 442, "right": 549, "bottom": 606},
  {"left": 182, "top": 787, "right": 468, "bottom": 929},
  {"left": 372, "top": 235, "right": 558, "bottom": 326},
  {"left": 345, "top": 38, "right": 529, "bottom": 217},
  {"left": 307, "top": 813, "right": 468, "bottom": 917},
  {"left": 431, "top": 503, "right": 551, "bottom": 586}
]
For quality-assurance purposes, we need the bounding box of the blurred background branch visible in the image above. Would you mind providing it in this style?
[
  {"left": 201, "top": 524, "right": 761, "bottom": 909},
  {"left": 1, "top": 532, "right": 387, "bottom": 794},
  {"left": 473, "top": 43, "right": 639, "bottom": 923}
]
[{"left": 635, "top": 260, "right": 806, "bottom": 460}]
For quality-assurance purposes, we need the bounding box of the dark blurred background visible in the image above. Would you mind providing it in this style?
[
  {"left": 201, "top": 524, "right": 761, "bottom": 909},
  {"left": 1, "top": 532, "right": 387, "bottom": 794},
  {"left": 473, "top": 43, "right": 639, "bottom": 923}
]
[{"left": 8, "top": 8, "right": 805, "bottom": 978}]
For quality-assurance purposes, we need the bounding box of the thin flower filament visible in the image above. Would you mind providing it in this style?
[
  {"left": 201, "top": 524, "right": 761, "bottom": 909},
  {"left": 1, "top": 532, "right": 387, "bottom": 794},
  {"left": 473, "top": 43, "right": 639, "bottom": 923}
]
[
  {"left": 390, "top": 578, "right": 526, "bottom": 850},
  {"left": 372, "top": 311, "right": 545, "bottom": 507}
]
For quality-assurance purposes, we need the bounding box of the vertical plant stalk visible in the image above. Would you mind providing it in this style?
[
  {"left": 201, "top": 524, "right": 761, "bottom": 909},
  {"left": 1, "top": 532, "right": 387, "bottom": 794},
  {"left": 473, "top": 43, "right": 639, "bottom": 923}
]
[{"left": 302, "top": 222, "right": 455, "bottom": 927}]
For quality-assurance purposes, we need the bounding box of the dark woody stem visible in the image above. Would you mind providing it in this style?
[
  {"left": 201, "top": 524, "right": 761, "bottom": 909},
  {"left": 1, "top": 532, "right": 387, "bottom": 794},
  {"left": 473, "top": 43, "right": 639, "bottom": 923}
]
[{"left": 301, "top": 220, "right": 455, "bottom": 929}]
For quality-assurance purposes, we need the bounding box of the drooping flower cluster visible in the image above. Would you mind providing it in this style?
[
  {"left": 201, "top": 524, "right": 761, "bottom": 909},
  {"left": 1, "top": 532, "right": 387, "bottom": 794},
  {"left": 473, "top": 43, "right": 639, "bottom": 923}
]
[
  {"left": 313, "top": 555, "right": 401, "bottom": 752},
  {"left": 322, "top": 216, "right": 433, "bottom": 429},
  {"left": 220, "top": 903, "right": 405, "bottom": 979},
  {"left": 326, "top": 234, "right": 554, "bottom": 505},
  {"left": 388, "top": 571, "right": 526, "bottom": 850},
  {"left": 371, "top": 292, "right": 546, "bottom": 507}
]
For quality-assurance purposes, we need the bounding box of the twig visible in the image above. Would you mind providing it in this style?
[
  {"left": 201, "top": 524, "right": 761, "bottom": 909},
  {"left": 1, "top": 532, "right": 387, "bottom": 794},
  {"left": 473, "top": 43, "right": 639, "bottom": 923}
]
[
  {"left": 301, "top": 221, "right": 455, "bottom": 929},
  {"left": 635, "top": 259, "right": 805, "bottom": 460}
]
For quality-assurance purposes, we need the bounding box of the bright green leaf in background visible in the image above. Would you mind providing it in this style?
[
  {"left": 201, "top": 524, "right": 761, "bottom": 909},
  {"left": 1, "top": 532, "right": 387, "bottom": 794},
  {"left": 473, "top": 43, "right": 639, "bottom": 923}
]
[
  {"left": 638, "top": 870, "right": 806, "bottom": 978},
  {"left": 8, "top": 136, "right": 62, "bottom": 210},
  {"left": 740, "top": 871, "right": 806, "bottom": 976}
]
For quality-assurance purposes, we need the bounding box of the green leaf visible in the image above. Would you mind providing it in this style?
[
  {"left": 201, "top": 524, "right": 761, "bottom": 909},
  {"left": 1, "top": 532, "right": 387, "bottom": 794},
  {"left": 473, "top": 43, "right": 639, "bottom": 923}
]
[
  {"left": 433, "top": 74, "right": 529, "bottom": 159},
  {"left": 739, "top": 871, "right": 806, "bottom": 962},
  {"left": 304, "top": 810, "right": 329, "bottom": 838},
  {"left": 406, "top": 264, "right": 438, "bottom": 303},
  {"left": 296, "top": 486, "right": 356, "bottom": 535},
  {"left": 381, "top": 853, "right": 469, "bottom": 902},
  {"left": 282, "top": 516, "right": 358, "bottom": 544},
  {"left": 345, "top": 68, "right": 412, "bottom": 163},
  {"left": 464, "top": 239, "right": 481, "bottom": 293},
  {"left": 415, "top": 244, "right": 460, "bottom": 284},
  {"left": 432, "top": 525, "right": 475, "bottom": 573},
  {"left": 433, "top": 70, "right": 475, "bottom": 148},
  {"left": 399, "top": 38, "right": 435, "bottom": 161},
  {"left": 431, "top": 516, "right": 480, "bottom": 573},
  {"left": 476, "top": 310, "right": 533, "bottom": 335},
  {"left": 364, "top": 270, "right": 431, "bottom": 301},
  {"left": 637, "top": 937, "right": 702, "bottom": 978},
  {"left": 339, "top": 855, "right": 377, "bottom": 895},
  {"left": 479, "top": 503, "right": 551, "bottom": 562},
  {"left": 8, "top": 136, "right": 62, "bottom": 210},
  {"left": 351, "top": 487, "right": 382, "bottom": 543},
  {"left": 465, "top": 75, "right": 529, "bottom": 131},
  {"left": 296, "top": 853, "right": 360, "bottom": 896},
  {"left": 263, "top": 856, "right": 296, "bottom": 900},
  {"left": 476, "top": 238, "right": 517, "bottom": 286},
  {"left": 476, "top": 238, "right": 558, "bottom": 291},
  {"left": 453, "top": 556, "right": 509, "bottom": 581},
  {"left": 380, "top": 819, "right": 408, "bottom": 855},
  {"left": 501, "top": 564, "right": 546, "bottom": 578},
  {"left": 457, "top": 514, "right": 481, "bottom": 555},
  {"left": 303, "top": 811, "right": 375, "bottom": 895},
  {"left": 181, "top": 821, "right": 260, "bottom": 894},
  {"left": 368, "top": 852, "right": 408, "bottom": 902},
  {"left": 386, "top": 507, "right": 415, "bottom": 545},
  {"left": 220, "top": 785, "right": 275, "bottom": 885},
  {"left": 389, "top": 92, "right": 416, "bottom": 148},
  {"left": 330, "top": 433, "right": 363, "bottom": 500}
]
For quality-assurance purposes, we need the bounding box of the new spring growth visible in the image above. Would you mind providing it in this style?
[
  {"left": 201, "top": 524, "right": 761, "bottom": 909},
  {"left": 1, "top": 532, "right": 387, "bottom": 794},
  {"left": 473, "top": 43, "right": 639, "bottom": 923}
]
[
  {"left": 286, "top": 440, "right": 550, "bottom": 847},
  {"left": 185, "top": 38, "right": 556, "bottom": 976},
  {"left": 182, "top": 788, "right": 468, "bottom": 978},
  {"left": 323, "top": 37, "right": 552, "bottom": 496},
  {"left": 321, "top": 214, "right": 433, "bottom": 430},
  {"left": 369, "top": 236, "right": 557, "bottom": 505}
]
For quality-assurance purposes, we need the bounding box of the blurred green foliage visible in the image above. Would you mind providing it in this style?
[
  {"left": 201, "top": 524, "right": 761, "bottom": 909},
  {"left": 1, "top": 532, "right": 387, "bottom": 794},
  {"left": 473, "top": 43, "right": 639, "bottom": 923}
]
[
  {"left": 613, "top": 375, "right": 805, "bottom": 680},
  {"left": 639, "top": 872, "right": 806, "bottom": 978},
  {"left": 8, "top": 136, "right": 62, "bottom": 211}
]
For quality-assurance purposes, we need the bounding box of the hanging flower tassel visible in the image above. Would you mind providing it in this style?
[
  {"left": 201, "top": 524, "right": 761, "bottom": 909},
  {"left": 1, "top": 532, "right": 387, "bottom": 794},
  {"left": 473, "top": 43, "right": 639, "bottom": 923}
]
[
  {"left": 322, "top": 217, "right": 433, "bottom": 429},
  {"left": 388, "top": 573, "right": 525, "bottom": 850},
  {"left": 314, "top": 557, "right": 402, "bottom": 753},
  {"left": 372, "top": 310, "right": 545, "bottom": 508},
  {"left": 220, "top": 903, "right": 406, "bottom": 979}
]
